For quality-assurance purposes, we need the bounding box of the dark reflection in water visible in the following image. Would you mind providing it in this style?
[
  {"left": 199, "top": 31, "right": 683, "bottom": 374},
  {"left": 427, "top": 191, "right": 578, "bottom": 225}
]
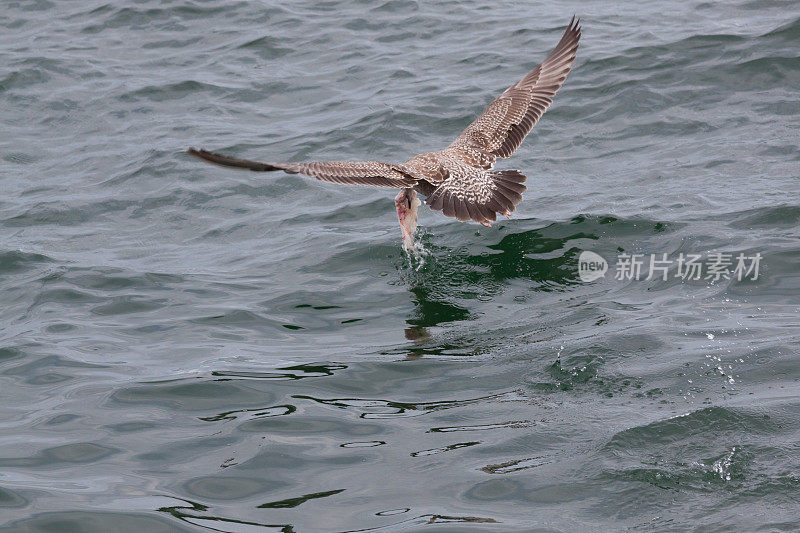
[
  {"left": 293, "top": 390, "right": 523, "bottom": 419},
  {"left": 159, "top": 498, "right": 294, "bottom": 532},
  {"left": 157, "top": 493, "right": 497, "bottom": 532},
  {"left": 396, "top": 218, "right": 612, "bottom": 354},
  {"left": 340, "top": 513, "right": 499, "bottom": 532},
  {"left": 340, "top": 441, "right": 386, "bottom": 448},
  {"left": 375, "top": 508, "right": 410, "bottom": 517},
  {"left": 258, "top": 488, "right": 345, "bottom": 509},
  {"left": 408, "top": 216, "right": 616, "bottom": 295},
  {"left": 390, "top": 214, "right": 683, "bottom": 363},
  {"left": 212, "top": 363, "right": 348, "bottom": 381},
  {"left": 410, "top": 441, "right": 481, "bottom": 457},
  {"left": 466, "top": 229, "right": 586, "bottom": 288},
  {"left": 428, "top": 420, "right": 533, "bottom": 433},
  {"left": 200, "top": 404, "right": 296, "bottom": 422},
  {"left": 480, "top": 456, "right": 550, "bottom": 474},
  {"left": 425, "top": 514, "right": 498, "bottom": 524},
  {"left": 406, "top": 285, "right": 471, "bottom": 328}
]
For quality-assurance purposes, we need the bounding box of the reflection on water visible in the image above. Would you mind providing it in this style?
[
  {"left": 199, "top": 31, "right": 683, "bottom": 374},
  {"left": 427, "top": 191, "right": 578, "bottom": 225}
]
[
  {"left": 292, "top": 390, "right": 524, "bottom": 419},
  {"left": 401, "top": 220, "right": 595, "bottom": 309},
  {"left": 341, "top": 513, "right": 499, "bottom": 532},
  {"left": 428, "top": 421, "right": 533, "bottom": 433},
  {"left": 410, "top": 441, "right": 481, "bottom": 457},
  {"left": 212, "top": 363, "right": 348, "bottom": 381},
  {"left": 200, "top": 405, "right": 296, "bottom": 422},
  {"left": 396, "top": 216, "right": 633, "bottom": 355},
  {"left": 340, "top": 441, "right": 386, "bottom": 448},
  {"left": 159, "top": 498, "right": 294, "bottom": 532},
  {"left": 406, "top": 285, "right": 471, "bottom": 329},
  {"left": 258, "top": 488, "right": 345, "bottom": 509},
  {"left": 480, "top": 456, "right": 550, "bottom": 474}
]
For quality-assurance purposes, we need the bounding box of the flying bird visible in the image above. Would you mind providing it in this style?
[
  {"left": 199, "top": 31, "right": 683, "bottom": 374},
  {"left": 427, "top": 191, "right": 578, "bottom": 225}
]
[{"left": 189, "top": 17, "right": 581, "bottom": 252}]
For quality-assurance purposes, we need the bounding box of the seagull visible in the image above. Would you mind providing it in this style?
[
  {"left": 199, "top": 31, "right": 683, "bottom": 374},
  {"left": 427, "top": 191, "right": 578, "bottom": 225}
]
[{"left": 189, "top": 17, "right": 581, "bottom": 252}]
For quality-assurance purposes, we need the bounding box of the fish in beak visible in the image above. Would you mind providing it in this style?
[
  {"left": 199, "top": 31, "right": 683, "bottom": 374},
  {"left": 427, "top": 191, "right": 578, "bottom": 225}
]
[{"left": 394, "top": 188, "right": 421, "bottom": 253}]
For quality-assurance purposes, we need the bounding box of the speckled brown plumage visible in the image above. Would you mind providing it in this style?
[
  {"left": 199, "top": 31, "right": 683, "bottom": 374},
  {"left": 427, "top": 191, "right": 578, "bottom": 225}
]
[{"left": 189, "top": 17, "right": 581, "bottom": 227}]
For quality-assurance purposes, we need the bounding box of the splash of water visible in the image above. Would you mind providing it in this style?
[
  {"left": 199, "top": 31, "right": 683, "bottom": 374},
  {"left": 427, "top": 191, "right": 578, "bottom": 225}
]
[{"left": 403, "top": 229, "right": 429, "bottom": 271}]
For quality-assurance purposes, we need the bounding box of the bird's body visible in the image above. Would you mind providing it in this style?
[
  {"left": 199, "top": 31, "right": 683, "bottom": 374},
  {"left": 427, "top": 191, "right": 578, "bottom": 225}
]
[{"left": 189, "top": 18, "right": 581, "bottom": 251}]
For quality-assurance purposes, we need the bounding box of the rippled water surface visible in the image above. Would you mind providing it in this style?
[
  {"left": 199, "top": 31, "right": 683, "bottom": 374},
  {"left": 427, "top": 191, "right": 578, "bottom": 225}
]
[{"left": 2, "top": 1, "right": 800, "bottom": 531}]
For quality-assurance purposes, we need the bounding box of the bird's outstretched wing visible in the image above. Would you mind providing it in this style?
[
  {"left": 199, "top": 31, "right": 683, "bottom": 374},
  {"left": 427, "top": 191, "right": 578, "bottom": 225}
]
[
  {"left": 188, "top": 148, "right": 416, "bottom": 188},
  {"left": 446, "top": 17, "right": 581, "bottom": 167}
]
